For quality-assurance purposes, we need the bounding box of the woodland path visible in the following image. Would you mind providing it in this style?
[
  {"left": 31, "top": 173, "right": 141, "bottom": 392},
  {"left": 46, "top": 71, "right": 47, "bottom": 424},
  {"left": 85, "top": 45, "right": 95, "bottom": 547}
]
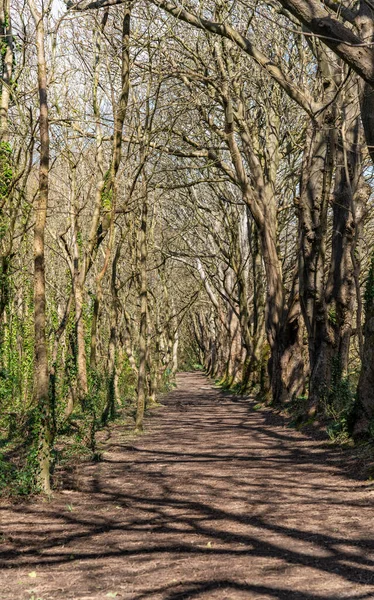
[{"left": 1, "top": 372, "right": 374, "bottom": 600}]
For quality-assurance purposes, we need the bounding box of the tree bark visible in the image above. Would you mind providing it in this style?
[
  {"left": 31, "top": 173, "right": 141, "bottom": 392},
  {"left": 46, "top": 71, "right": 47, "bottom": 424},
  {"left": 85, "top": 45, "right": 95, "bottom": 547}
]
[
  {"left": 29, "top": 0, "right": 53, "bottom": 493},
  {"left": 0, "top": 0, "right": 12, "bottom": 142},
  {"left": 135, "top": 190, "right": 148, "bottom": 431},
  {"left": 298, "top": 51, "right": 338, "bottom": 412},
  {"left": 355, "top": 260, "right": 374, "bottom": 436},
  {"left": 326, "top": 79, "right": 368, "bottom": 376},
  {"left": 102, "top": 242, "right": 122, "bottom": 424}
]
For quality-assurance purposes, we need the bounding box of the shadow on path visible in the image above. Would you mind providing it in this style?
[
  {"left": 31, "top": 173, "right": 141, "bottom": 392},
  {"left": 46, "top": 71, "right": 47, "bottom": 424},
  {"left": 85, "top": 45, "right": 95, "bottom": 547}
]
[{"left": 1, "top": 372, "right": 373, "bottom": 599}]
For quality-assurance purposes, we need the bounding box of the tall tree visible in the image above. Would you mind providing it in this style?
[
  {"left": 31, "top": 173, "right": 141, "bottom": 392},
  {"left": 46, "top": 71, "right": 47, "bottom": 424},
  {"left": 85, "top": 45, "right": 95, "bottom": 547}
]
[{"left": 28, "top": 0, "right": 53, "bottom": 493}]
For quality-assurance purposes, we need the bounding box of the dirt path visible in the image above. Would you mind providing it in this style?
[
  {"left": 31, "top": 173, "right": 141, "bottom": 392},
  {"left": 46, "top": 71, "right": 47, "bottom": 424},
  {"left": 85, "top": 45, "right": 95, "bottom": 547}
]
[{"left": 1, "top": 372, "right": 374, "bottom": 600}]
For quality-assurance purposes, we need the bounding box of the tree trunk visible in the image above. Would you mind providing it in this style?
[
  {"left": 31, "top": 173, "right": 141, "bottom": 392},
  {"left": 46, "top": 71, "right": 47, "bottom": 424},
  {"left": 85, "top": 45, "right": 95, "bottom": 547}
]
[
  {"left": 171, "top": 329, "right": 179, "bottom": 377},
  {"left": 135, "top": 192, "right": 148, "bottom": 431},
  {"left": 356, "top": 0, "right": 374, "bottom": 165},
  {"left": 269, "top": 279, "right": 306, "bottom": 404},
  {"left": 70, "top": 167, "right": 89, "bottom": 406},
  {"left": 0, "top": 0, "right": 13, "bottom": 142},
  {"left": 0, "top": 0, "right": 13, "bottom": 364},
  {"left": 258, "top": 226, "right": 305, "bottom": 404},
  {"left": 246, "top": 224, "right": 267, "bottom": 392},
  {"left": 355, "top": 258, "right": 374, "bottom": 436},
  {"left": 102, "top": 243, "right": 122, "bottom": 424},
  {"left": 29, "top": 0, "right": 53, "bottom": 493},
  {"left": 121, "top": 311, "right": 138, "bottom": 377},
  {"left": 326, "top": 80, "right": 368, "bottom": 378},
  {"left": 298, "top": 92, "right": 336, "bottom": 412},
  {"left": 90, "top": 295, "right": 99, "bottom": 370}
]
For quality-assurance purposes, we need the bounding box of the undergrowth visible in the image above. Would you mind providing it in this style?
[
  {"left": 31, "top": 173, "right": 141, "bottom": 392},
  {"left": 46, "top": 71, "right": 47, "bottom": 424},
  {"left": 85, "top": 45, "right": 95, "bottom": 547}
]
[
  {"left": 213, "top": 358, "right": 371, "bottom": 451},
  {"left": 0, "top": 364, "right": 175, "bottom": 497}
]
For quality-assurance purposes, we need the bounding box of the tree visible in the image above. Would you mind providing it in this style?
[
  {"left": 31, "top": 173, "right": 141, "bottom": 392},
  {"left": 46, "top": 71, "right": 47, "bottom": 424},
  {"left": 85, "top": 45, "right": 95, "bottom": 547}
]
[{"left": 28, "top": 0, "right": 53, "bottom": 493}]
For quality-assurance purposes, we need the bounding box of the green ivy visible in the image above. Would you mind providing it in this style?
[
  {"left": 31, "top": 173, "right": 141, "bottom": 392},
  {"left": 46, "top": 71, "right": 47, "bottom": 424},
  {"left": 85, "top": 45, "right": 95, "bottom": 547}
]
[
  {"left": 0, "top": 141, "right": 12, "bottom": 197},
  {"left": 101, "top": 171, "right": 113, "bottom": 211}
]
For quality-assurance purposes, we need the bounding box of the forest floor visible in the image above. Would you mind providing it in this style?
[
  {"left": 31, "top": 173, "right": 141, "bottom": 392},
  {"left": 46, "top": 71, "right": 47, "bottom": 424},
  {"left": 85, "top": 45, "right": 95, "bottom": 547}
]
[{"left": 1, "top": 372, "right": 374, "bottom": 600}]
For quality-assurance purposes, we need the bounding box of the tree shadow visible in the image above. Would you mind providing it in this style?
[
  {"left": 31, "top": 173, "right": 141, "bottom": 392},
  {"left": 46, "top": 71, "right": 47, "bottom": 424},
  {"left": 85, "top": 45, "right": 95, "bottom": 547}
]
[{"left": 1, "top": 372, "right": 374, "bottom": 599}]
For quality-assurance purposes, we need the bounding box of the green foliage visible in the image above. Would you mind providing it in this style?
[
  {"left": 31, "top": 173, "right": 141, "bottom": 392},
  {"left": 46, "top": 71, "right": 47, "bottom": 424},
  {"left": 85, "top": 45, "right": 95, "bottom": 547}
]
[
  {"left": 77, "top": 230, "right": 83, "bottom": 250},
  {"left": 177, "top": 342, "right": 200, "bottom": 372},
  {"left": 0, "top": 141, "right": 12, "bottom": 201},
  {"left": 0, "top": 14, "right": 10, "bottom": 62},
  {"left": 55, "top": 429, "right": 94, "bottom": 464},
  {"left": 159, "top": 368, "right": 176, "bottom": 393},
  {"left": 229, "top": 381, "right": 242, "bottom": 393},
  {"left": 286, "top": 396, "right": 310, "bottom": 428},
  {"left": 101, "top": 171, "right": 113, "bottom": 211},
  {"left": 0, "top": 143, "right": 13, "bottom": 308},
  {"left": 0, "top": 265, "right": 177, "bottom": 496},
  {"left": 0, "top": 420, "right": 43, "bottom": 496},
  {"left": 328, "top": 307, "right": 337, "bottom": 326},
  {"left": 322, "top": 357, "right": 356, "bottom": 443},
  {"left": 192, "top": 363, "right": 204, "bottom": 371},
  {"left": 118, "top": 360, "right": 137, "bottom": 403},
  {"left": 0, "top": 290, "right": 34, "bottom": 427},
  {"left": 284, "top": 355, "right": 356, "bottom": 441},
  {"left": 0, "top": 451, "right": 14, "bottom": 491}
]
